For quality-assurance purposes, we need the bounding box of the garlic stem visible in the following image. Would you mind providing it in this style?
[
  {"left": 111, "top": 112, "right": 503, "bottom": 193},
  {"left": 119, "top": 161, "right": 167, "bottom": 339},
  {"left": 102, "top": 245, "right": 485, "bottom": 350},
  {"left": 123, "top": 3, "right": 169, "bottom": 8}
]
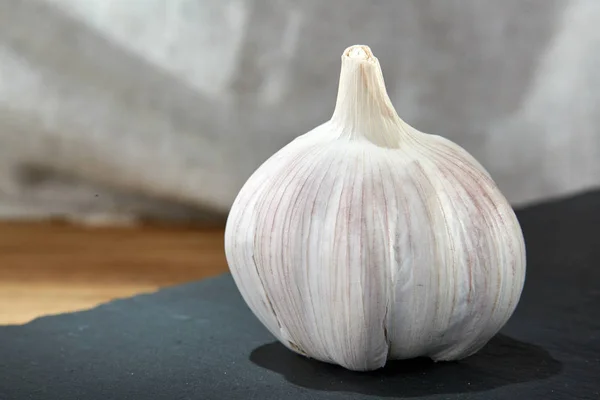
[{"left": 330, "top": 45, "right": 407, "bottom": 148}]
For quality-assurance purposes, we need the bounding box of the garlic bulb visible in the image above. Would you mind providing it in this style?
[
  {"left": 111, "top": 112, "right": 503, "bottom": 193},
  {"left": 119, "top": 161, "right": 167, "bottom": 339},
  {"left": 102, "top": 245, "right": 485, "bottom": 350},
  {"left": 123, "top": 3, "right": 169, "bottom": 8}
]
[{"left": 224, "top": 45, "right": 526, "bottom": 372}]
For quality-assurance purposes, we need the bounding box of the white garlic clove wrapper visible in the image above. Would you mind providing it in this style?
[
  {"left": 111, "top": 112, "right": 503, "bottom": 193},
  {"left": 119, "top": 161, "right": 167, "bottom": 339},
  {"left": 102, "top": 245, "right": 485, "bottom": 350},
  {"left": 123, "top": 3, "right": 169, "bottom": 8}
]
[{"left": 224, "top": 45, "right": 526, "bottom": 372}]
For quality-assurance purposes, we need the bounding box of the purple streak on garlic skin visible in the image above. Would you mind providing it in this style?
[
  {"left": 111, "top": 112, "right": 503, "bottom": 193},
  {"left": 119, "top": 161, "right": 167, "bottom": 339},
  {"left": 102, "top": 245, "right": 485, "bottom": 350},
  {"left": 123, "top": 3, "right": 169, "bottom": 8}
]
[{"left": 224, "top": 45, "right": 526, "bottom": 372}]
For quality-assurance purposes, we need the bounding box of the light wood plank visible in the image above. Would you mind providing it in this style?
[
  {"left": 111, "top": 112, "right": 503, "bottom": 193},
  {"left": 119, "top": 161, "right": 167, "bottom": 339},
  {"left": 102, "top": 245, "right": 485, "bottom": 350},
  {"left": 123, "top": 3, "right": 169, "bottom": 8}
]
[{"left": 0, "top": 222, "right": 229, "bottom": 324}]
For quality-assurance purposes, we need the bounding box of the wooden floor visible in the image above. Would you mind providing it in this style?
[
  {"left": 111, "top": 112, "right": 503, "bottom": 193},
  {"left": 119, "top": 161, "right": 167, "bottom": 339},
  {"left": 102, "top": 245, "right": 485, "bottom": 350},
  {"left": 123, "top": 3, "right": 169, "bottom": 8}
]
[{"left": 0, "top": 222, "right": 229, "bottom": 325}]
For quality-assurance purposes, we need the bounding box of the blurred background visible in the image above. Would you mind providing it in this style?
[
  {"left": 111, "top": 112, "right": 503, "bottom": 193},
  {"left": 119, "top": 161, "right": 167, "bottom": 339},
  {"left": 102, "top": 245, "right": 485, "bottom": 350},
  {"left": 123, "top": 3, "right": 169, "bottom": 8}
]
[{"left": 1, "top": 0, "right": 599, "bottom": 323}]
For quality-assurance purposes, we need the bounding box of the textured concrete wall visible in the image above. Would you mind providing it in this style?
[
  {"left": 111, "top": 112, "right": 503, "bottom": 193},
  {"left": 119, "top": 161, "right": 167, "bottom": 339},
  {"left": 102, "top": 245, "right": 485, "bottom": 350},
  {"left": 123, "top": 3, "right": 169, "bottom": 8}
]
[{"left": 0, "top": 0, "right": 598, "bottom": 224}]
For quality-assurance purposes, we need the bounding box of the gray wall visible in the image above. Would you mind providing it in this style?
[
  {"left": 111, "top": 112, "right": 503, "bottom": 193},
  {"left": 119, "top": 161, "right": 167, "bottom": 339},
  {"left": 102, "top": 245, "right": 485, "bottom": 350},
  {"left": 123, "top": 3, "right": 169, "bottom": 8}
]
[{"left": 0, "top": 0, "right": 598, "bottom": 225}]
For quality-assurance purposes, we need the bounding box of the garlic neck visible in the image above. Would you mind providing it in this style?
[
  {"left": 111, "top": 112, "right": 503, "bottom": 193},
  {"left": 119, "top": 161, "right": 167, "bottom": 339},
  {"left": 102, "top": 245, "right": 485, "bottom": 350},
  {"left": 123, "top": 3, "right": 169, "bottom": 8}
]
[{"left": 330, "top": 45, "right": 408, "bottom": 148}]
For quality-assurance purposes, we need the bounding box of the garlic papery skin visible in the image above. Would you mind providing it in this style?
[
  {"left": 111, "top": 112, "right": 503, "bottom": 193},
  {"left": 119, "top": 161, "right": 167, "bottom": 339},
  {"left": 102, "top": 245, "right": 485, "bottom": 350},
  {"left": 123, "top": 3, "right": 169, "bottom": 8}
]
[{"left": 224, "top": 45, "right": 526, "bottom": 372}]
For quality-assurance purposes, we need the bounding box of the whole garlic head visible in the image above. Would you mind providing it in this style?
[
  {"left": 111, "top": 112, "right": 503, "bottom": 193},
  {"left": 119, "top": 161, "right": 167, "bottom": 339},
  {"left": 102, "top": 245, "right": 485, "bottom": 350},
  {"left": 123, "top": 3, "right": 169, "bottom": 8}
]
[{"left": 224, "top": 45, "right": 526, "bottom": 372}]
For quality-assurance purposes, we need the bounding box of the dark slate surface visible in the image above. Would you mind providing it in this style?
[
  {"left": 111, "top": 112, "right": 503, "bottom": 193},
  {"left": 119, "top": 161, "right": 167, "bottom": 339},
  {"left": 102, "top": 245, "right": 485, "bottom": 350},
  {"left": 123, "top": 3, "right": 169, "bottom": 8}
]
[{"left": 1, "top": 190, "right": 600, "bottom": 400}]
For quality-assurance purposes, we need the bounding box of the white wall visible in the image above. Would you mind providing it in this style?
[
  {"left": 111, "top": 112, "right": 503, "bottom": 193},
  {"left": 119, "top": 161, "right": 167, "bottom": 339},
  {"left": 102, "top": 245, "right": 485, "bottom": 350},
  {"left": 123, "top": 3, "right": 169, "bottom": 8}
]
[{"left": 0, "top": 0, "right": 598, "bottom": 224}]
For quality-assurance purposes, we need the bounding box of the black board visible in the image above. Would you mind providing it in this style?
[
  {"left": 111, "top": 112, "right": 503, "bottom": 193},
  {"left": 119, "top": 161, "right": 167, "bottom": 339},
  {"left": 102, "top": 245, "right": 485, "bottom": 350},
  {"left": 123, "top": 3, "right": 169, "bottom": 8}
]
[{"left": 1, "top": 189, "right": 599, "bottom": 400}]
